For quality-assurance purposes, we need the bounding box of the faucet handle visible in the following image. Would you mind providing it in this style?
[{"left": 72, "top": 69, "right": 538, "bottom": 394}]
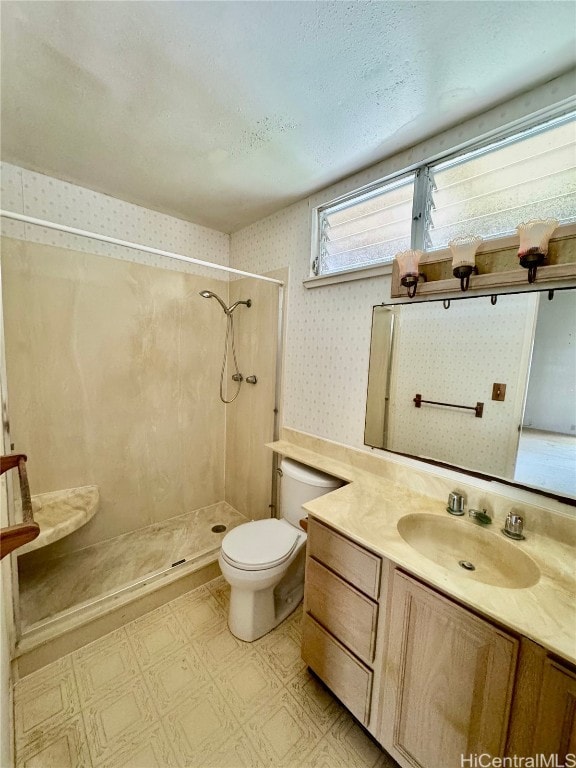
[
  {"left": 447, "top": 492, "right": 465, "bottom": 516},
  {"left": 503, "top": 512, "right": 525, "bottom": 540}
]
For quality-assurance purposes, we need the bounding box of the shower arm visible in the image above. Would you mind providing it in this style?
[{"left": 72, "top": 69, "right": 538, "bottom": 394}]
[{"left": 199, "top": 291, "right": 251, "bottom": 315}]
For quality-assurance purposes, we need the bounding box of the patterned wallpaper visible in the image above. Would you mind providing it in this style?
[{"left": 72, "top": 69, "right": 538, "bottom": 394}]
[
  {"left": 231, "top": 71, "right": 576, "bottom": 453},
  {"left": 231, "top": 200, "right": 390, "bottom": 446},
  {"left": 0, "top": 163, "right": 230, "bottom": 278}
]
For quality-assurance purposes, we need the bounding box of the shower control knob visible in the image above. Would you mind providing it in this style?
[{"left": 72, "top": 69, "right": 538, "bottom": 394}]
[{"left": 246, "top": 375, "right": 258, "bottom": 384}]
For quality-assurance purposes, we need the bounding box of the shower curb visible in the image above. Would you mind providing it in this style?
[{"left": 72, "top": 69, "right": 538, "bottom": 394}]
[{"left": 15, "top": 559, "right": 220, "bottom": 678}]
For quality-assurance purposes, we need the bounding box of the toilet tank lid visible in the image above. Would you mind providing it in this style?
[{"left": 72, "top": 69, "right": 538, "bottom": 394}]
[{"left": 280, "top": 457, "right": 343, "bottom": 488}]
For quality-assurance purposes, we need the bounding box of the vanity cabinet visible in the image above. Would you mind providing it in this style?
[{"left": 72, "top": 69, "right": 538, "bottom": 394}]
[
  {"left": 533, "top": 658, "right": 576, "bottom": 756},
  {"left": 301, "top": 515, "right": 574, "bottom": 768},
  {"left": 507, "top": 639, "right": 576, "bottom": 759},
  {"left": 380, "top": 570, "right": 519, "bottom": 768},
  {"left": 301, "top": 518, "right": 383, "bottom": 725}
]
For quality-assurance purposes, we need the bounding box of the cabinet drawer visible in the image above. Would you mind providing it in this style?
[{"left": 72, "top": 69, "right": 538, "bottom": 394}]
[
  {"left": 302, "top": 613, "right": 373, "bottom": 725},
  {"left": 306, "top": 557, "right": 378, "bottom": 663},
  {"left": 308, "top": 518, "right": 381, "bottom": 599}
]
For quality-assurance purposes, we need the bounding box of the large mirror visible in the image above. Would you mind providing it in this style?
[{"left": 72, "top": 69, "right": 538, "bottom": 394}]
[{"left": 365, "top": 288, "right": 576, "bottom": 501}]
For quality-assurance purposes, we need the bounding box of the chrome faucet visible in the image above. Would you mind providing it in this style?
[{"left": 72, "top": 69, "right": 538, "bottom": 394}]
[
  {"left": 502, "top": 512, "right": 525, "bottom": 540},
  {"left": 468, "top": 508, "right": 492, "bottom": 525}
]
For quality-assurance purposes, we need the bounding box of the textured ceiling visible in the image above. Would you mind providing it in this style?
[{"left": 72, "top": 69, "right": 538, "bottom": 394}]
[{"left": 1, "top": 1, "right": 575, "bottom": 233}]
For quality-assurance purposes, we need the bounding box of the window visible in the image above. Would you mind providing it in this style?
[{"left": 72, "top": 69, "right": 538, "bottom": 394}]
[
  {"left": 316, "top": 173, "right": 415, "bottom": 275},
  {"left": 427, "top": 115, "right": 576, "bottom": 249},
  {"left": 313, "top": 111, "right": 576, "bottom": 278}
]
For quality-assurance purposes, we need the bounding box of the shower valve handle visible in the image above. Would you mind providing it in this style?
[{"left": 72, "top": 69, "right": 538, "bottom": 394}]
[{"left": 246, "top": 375, "right": 258, "bottom": 384}]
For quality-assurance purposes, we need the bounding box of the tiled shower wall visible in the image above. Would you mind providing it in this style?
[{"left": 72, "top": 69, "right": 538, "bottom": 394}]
[
  {"left": 0, "top": 165, "right": 279, "bottom": 556},
  {"left": 230, "top": 70, "right": 575, "bottom": 453},
  {"left": 225, "top": 271, "right": 287, "bottom": 521},
  {"left": 2, "top": 238, "right": 229, "bottom": 554}
]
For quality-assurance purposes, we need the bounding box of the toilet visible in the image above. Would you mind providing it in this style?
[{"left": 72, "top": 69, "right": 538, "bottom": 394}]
[{"left": 219, "top": 458, "right": 342, "bottom": 641}]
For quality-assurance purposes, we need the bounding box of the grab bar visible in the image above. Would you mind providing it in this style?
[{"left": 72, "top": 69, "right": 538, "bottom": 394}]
[{"left": 0, "top": 453, "right": 40, "bottom": 559}]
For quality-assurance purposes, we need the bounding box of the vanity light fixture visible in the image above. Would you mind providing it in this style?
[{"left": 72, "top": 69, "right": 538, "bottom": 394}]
[
  {"left": 449, "top": 235, "right": 482, "bottom": 291},
  {"left": 395, "top": 249, "right": 425, "bottom": 298},
  {"left": 516, "top": 218, "right": 559, "bottom": 284}
]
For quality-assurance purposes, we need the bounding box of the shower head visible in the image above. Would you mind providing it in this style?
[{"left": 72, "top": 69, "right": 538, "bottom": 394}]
[
  {"left": 199, "top": 290, "right": 229, "bottom": 314},
  {"left": 199, "top": 290, "right": 252, "bottom": 315}
]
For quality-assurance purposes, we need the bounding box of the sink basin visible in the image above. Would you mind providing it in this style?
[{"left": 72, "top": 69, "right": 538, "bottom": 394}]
[{"left": 397, "top": 513, "right": 540, "bottom": 589}]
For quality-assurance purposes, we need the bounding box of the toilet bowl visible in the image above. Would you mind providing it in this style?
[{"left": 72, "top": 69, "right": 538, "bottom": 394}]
[{"left": 219, "top": 458, "right": 342, "bottom": 641}]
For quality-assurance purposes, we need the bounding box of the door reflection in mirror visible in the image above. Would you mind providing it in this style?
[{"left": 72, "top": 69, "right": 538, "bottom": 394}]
[{"left": 365, "top": 288, "right": 576, "bottom": 499}]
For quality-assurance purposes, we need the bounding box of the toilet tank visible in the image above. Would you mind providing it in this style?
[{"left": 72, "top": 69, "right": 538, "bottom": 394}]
[{"left": 280, "top": 458, "right": 343, "bottom": 528}]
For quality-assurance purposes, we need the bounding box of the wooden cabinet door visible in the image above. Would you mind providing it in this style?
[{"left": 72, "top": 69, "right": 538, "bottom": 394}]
[
  {"left": 532, "top": 658, "right": 576, "bottom": 758},
  {"left": 380, "top": 571, "right": 519, "bottom": 768}
]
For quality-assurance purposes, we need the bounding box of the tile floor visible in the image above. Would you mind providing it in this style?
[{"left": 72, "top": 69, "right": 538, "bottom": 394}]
[{"left": 13, "top": 576, "right": 399, "bottom": 768}]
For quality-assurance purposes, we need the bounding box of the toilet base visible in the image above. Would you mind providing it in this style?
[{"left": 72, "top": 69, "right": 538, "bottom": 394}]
[
  {"left": 228, "top": 582, "right": 303, "bottom": 642},
  {"left": 225, "top": 549, "right": 305, "bottom": 642}
]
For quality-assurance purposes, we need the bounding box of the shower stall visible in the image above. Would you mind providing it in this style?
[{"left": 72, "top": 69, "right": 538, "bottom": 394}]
[{"left": 0, "top": 210, "right": 284, "bottom": 664}]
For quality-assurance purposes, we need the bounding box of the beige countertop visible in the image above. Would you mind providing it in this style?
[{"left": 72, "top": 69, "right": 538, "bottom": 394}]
[{"left": 269, "top": 439, "right": 576, "bottom": 665}]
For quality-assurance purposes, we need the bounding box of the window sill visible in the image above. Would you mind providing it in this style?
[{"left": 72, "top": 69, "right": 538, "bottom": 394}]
[{"left": 303, "top": 261, "right": 393, "bottom": 289}]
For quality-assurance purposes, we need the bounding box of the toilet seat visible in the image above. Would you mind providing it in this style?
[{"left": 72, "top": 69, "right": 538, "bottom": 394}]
[{"left": 221, "top": 519, "right": 301, "bottom": 571}]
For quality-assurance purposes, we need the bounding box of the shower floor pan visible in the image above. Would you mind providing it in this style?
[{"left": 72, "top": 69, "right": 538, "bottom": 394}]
[{"left": 17, "top": 501, "right": 246, "bottom": 641}]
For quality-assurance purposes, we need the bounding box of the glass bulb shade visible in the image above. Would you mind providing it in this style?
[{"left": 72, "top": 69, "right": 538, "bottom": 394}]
[
  {"left": 449, "top": 235, "right": 483, "bottom": 269},
  {"left": 516, "top": 219, "right": 559, "bottom": 257},
  {"left": 395, "top": 249, "right": 423, "bottom": 278}
]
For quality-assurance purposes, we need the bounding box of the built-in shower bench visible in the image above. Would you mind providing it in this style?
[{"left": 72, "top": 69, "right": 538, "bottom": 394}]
[{"left": 16, "top": 485, "right": 99, "bottom": 555}]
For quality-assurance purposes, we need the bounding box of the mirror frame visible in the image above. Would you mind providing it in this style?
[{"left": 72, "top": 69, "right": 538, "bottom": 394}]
[{"left": 365, "top": 286, "right": 576, "bottom": 506}]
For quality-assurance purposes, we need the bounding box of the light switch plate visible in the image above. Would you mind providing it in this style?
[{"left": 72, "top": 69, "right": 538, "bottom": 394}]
[{"left": 492, "top": 383, "right": 506, "bottom": 401}]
